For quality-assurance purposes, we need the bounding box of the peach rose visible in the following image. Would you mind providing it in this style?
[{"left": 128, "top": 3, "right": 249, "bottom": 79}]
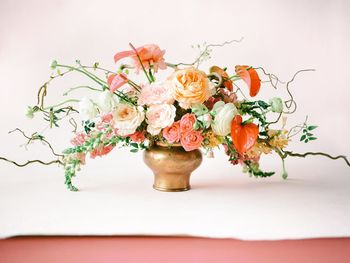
[
  {"left": 163, "top": 121, "right": 181, "bottom": 143},
  {"left": 180, "top": 130, "right": 203, "bottom": 151},
  {"left": 170, "top": 67, "right": 215, "bottom": 109},
  {"left": 180, "top": 113, "right": 196, "bottom": 134}
]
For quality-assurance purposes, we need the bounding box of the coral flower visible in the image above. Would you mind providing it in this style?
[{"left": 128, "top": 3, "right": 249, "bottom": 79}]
[
  {"left": 108, "top": 73, "right": 128, "bottom": 93},
  {"left": 179, "top": 113, "right": 197, "bottom": 134},
  {"left": 180, "top": 130, "right": 203, "bottom": 152},
  {"left": 129, "top": 131, "right": 146, "bottom": 143},
  {"left": 230, "top": 115, "right": 259, "bottom": 155},
  {"left": 163, "top": 121, "right": 181, "bottom": 143},
  {"left": 114, "top": 44, "right": 167, "bottom": 73},
  {"left": 235, "top": 66, "right": 261, "bottom": 97}
]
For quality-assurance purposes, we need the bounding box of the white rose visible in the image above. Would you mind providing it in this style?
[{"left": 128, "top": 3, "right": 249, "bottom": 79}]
[
  {"left": 97, "top": 90, "right": 119, "bottom": 113},
  {"left": 78, "top": 98, "right": 98, "bottom": 120},
  {"left": 113, "top": 104, "right": 145, "bottom": 136},
  {"left": 146, "top": 104, "right": 176, "bottom": 135},
  {"left": 211, "top": 102, "right": 237, "bottom": 136}
]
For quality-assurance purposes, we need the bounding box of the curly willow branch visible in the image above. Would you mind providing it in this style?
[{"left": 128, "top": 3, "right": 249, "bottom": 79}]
[
  {"left": 8, "top": 128, "right": 63, "bottom": 157},
  {"left": 0, "top": 157, "right": 62, "bottom": 167},
  {"left": 283, "top": 151, "right": 350, "bottom": 167},
  {"left": 284, "top": 69, "right": 315, "bottom": 114},
  {"left": 166, "top": 38, "right": 244, "bottom": 68}
]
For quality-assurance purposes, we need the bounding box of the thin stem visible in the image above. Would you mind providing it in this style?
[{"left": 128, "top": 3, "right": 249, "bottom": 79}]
[
  {"left": 44, "top": 99, "right": 80, "bottom": 110},
  {"left": 56, "top": 64, "right": 106, "bottom": 86},
  {"left": 63, "top": 85, "right": 102, "bottom": 96},
  {"left": 76, "top": 61, "right": 107, "bottom": 85},
  {"left": 128, "top": 43, "right": 152, "bottom": 83}
]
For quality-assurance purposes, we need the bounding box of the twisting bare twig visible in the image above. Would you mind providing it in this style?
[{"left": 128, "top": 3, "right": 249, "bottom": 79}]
[
  {"left": 255, "top": 67, "right": 285, "bottom": 89},
  {"left": 283, "top": 150, "right": 350, "bottom": 167},
  {"left": 166, "top": 38, "right": 244, "bottom": 68},
  {"left": 8, "top": 128, "right": 63, "bottom": 158},
  {"left": 0, "top": 157, "right": 62, "bottom": 167},
  {"left": 284, "top": 69, "right": 315, "bottom": 114}
]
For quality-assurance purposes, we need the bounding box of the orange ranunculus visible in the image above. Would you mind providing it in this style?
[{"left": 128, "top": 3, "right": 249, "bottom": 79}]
[
  {"left": 171, "top": 67, "right": 215, "bottom": 109},
  {"left": 230, "top": 115, "right": 259, "bottom": 155},
  {"left": 210, "top": 66, "right": 233, "bottom": 91},
  {"left": 235, "top": 66, "right": 261, "bottom": 97},
  {"left": 114, "top": 44, "right": 167, "bottom": 73}
]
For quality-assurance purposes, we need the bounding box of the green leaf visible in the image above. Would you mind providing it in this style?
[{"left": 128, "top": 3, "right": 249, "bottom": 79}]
[
  {"left": 130, "top": 149, "right": 138, "bottom": 153},
  {"left": 308, "top": 125, "right": 318, "bottom": 131},
  {"left": 308, "top": 137, "right": 317, "bottom": 141},
  {"left": 304, "top": 139, "right": 309, "bottom": 143},
  {"left": 130, "top": 143, "right": 139, "bottom": 148},
  {"left": 300, "top": 134, "right": 306, "bottom": 141},
  {"left": 306, "top": 133, "right": 313, "bottom": 136},
  {"left": 257, "top": 100, "right": 270, "bottom": 109}
]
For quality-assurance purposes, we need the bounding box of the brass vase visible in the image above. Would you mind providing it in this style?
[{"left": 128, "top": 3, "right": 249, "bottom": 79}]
[{"left": 143, "top": 143, "right": 203, "bottom": 192}]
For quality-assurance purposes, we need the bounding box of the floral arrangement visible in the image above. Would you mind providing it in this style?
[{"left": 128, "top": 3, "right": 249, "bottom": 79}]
[{"left": 1, "top": 41, "right": 349, "bottom": 191}]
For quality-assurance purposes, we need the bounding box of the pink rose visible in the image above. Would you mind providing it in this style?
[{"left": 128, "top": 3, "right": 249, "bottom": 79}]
[
  {"left": 114, "top": 44, "right": 167, "bottom": 74},
  {"left": 180, "top": 113, "right": 196, "bottom": 134},
  {"left": 163, "top": 121, "right": 181, "bottom": 143},
  {"left": 108, "top": 73, "right": 128, "bottom": 93},
  {"left": 180, "top": 130, "right": 203, "bottom": 151},
  {"left": 138, "top": 82, "right": 174, "bottom": 106},
  {"left": 129, "top": 131, "right": 145, "bottom": 143}
]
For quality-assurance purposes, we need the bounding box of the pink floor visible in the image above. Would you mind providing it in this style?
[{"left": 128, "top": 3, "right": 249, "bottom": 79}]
[{"left": 1, "top": 236, "right": 350, "bottom": 263}]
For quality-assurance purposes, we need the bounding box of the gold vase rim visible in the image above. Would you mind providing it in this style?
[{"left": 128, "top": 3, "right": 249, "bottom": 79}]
[{"left": 155, "top": 141, "right": 182, "bottom": 147}]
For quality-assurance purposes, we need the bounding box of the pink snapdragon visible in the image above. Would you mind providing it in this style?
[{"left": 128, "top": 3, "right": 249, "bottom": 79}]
[
  {"left": 70, "top": 132, "right": 87, "bottom": 146},
  {"left": 90, "top": 145, "right": 114, "bottom": 159}
]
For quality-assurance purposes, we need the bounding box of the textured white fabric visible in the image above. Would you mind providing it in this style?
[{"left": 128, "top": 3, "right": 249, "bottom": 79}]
[{"left": 0, "top": 149, "right": 349, "bottom": 240}]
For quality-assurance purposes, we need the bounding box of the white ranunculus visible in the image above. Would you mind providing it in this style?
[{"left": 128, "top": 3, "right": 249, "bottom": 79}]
[
  {"left": 97, "top": 90, "right": 119, "bottom": 113},
  {"left": 113, "top": 104, "right": 145, "bottom": 136},
  {"left": 211, "top": 102, "right": 237, "bottom": 136},
  {"left": 78, "top": 98, "right": 98, "bottom": 120},
  {"left": 146, "top": 104, "right": 176, "bottom": 135}
]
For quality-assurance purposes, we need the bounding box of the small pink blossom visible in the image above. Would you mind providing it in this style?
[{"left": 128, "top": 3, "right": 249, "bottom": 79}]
[
  {"left": 138, "top": 82, "right": 174, "bottom": 106},
  {"left": 163, "top": 121, "right": 181, "bottom": 143},
  {"left": 114, "top": 44, "right": 167, "bottom": 74},
  {"left": 129, "top": 131, "right": 145, "bottom": 143},
  {"left": 108, "top": 73, "right": 128, "bottom": 92},
  {"left": 90, "top": 145, "right": 114, "bottom": 159},
  {"left": 70, "top": 132, "right": 87, "bottom": 146},
  {"left": 76, "top": 152, "right": 86, "bottom": 165},
  {"left": 180, "top": 130, "right": 203, "bottom": 152},
  {"left": 180, "top": 113, "right": 196, "bottom": 134}
]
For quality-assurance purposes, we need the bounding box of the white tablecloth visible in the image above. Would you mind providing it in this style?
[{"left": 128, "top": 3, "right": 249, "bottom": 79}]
[{"left": 0, "top": 149, "right": 349, "bottom": 240}]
